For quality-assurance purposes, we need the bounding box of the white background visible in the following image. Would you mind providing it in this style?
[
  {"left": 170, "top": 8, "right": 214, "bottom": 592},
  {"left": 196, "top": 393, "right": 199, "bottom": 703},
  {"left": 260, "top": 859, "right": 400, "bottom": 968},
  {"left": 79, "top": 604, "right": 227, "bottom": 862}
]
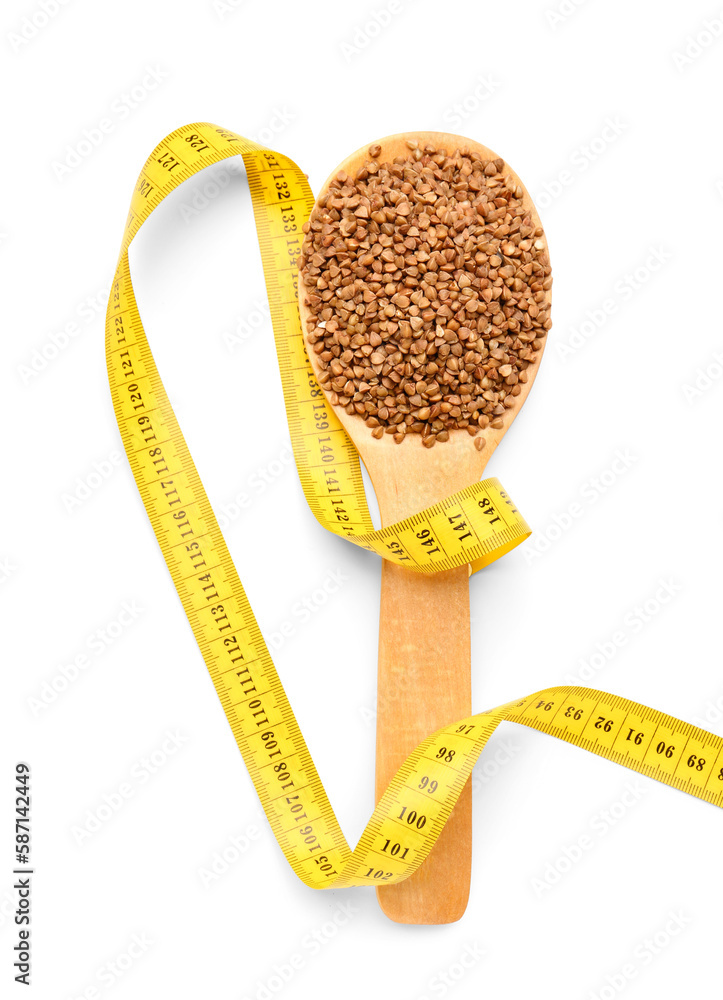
[{"left": 3, "top": 0, "right": 723, "bottom": 997}]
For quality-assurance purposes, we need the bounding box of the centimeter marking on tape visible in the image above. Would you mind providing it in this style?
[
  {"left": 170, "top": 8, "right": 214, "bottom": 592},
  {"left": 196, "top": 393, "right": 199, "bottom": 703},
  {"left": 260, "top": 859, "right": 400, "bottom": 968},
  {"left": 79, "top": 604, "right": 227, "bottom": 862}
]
[{"left": 105, "top": 123, "right": 722, "bottom": 890}]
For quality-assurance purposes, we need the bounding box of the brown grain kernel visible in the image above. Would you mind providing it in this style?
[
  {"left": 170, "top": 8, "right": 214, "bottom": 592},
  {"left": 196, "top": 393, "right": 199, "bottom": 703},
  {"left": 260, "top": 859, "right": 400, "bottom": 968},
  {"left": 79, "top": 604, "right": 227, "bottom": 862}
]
[
  {"left": 299, "top": 140, "right": 551, "bottom": 443},
  {"left": 474, "top": 437, "right": 486, "bottom": 451}
]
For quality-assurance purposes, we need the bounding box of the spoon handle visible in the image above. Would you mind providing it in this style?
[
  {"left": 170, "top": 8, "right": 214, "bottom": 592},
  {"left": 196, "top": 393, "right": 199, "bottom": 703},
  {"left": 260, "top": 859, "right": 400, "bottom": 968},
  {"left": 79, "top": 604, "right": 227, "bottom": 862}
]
[{"left": 375, "top": 560, "right": 472, "bottom": 923}]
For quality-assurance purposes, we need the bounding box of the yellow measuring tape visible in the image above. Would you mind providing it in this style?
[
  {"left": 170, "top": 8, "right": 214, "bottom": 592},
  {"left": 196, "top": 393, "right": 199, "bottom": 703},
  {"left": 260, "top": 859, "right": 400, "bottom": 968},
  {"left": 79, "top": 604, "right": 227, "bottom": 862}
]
[{"left": 106, "top": 123, "right": 722, "bottom": 890}]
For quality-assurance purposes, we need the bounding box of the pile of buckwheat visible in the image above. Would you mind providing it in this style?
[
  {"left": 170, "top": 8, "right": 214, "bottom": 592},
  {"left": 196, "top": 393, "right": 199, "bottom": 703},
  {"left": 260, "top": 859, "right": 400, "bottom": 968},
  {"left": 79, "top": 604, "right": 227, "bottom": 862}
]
[{"left": 299, "top": 140, "right": 551, "bottom": 448}]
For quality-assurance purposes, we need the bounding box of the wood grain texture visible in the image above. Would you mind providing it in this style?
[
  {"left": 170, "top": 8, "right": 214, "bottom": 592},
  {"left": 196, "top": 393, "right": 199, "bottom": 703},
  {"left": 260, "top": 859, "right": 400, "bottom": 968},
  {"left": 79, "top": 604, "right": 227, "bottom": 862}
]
[{"left": 298, "top": 131, "right": 550, "bottom": 922}]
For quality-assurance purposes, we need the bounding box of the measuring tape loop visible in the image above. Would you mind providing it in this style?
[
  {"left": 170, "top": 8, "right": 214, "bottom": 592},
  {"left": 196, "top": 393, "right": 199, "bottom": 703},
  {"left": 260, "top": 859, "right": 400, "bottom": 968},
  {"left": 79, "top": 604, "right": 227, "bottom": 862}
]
[{"left": 106, "top": 124, "right": 722, "bottom": 891}]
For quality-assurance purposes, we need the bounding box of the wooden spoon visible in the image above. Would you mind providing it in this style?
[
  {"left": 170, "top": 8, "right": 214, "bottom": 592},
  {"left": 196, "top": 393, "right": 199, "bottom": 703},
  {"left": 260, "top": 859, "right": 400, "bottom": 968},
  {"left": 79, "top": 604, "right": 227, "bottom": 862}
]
[{"left": 298, "top": 132, "right": 550, "bottom": 923}]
